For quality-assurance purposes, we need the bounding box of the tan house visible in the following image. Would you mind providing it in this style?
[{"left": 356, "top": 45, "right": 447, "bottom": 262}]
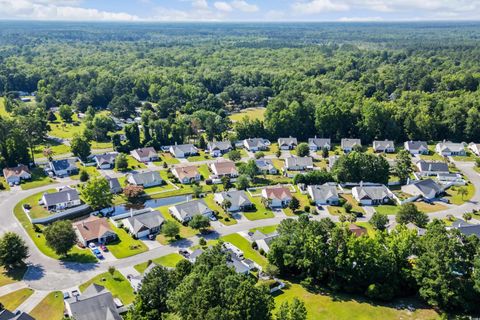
[
  {"left": 261, "top": 186, "right": 292, "bottom": 208},
  {"left": 172, "top": 165, "right": 201, "bottom": 184},
  {"left": 210, "top": 160, "right": 238, "bottom": 178},
  {"left": 3, "top": 164, "right": 31, "bottom": 185},
  {"left": 73, "top": 216, "right": 117, "bottom": 246},
  {"left": 130, "top": 147, "right": 159, "bottom": 162}
]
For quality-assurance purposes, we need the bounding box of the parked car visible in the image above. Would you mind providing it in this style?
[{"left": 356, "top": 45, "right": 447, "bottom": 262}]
[
  {"left": 99, "top": 244, "right": 108, "bottom": 252},
  {"left": 63, "top": 291, "right": 70, "bottom": 299},
  {"left": 209, "top": 215, "right": 218, "bottom": 221},
  {"left": 88, "top": 243, "right": 97, "bottom": 250},
  {"left": 71, "top": 290, "right": 80, "bottom": 297},
  {"left": 92, "top": 248, "right": 103, "bottom": 259},
  {"left": 148, "top": 234, "right": 156, "bottom": 240}
]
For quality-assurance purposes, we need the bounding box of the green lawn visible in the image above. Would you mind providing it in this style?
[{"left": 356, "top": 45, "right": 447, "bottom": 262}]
[
  {"left": 221, "top": 233, "right": 267, "bottom": 268},
  {"left": 14, "top": 191, "right": 97, "bottom": 263},
  {"left": 244, "top": 196, "right": 275, "bottom": 221},
  {"left": 0, "top": 266, "right": 27, "bottom": 287},
  {"left": 155, "top": 153, "right": 180, "bottom": 165},
  {"left": 445, "top": 183, "right": 475, "bottom": 205},
  {"left": 249, "top": 225, "right": 278, "bottom": 234},
  {"left": 134, "top": 253, "right": 185, "bottom": 273},
  {"left": 20, "top": 168, "right": 55, "bottom": 190},
  {"left": 187, "top": 151, "right": 211, "bottom": 162},
  {"left": 33, "top": 141, "right": 70, "bottom": 159},
  {"left": 419, "top": 146, "right": 445, "bottom": 161},
  {"left": 155, "top": 205, "right": 199, "bottom": 245},
  {"left": 203, "top": 194, "right": 237, "bottom": 226},
  {"left": 0, "top": 177, "right": 10, "bottom": 191},
  {"left": 115, "top": 155, "right": 147, "bottom": 172},
  {"left": 284, "top": 187, "right": 310, "bottom": 216},
  {"left": 198, "top": 164, "right": 211, "bottom": 179},
  {"left": 91, "top": 141, "right": 113, "bottom": 150},
  {"left": 143, "top": 182, "right": 177, "bottom": 195},
  {"left": 327, "top": 194, "right": 365, "bottom": 216},
  {"left": 70, "top": 166, "right": 100, "bottom": 180},
  {"left": 229, "top": 107, "right": 266, "bottom": 122},
  {"left": 30, "top": 291, "right": 64, "bottom": 320},
  {"left": 79, "top": 270, "right": 135, "bottom": 305},
  {"left": 355, "top": 222, "right": 376, "bottom": 237},
  {"left": 0, "top": 97, "right": 10, "bottom": 117},
  {"left": 48, "top": 113, "right": 85, "bottom": 139},
  {"left": 414, "top": 201, "right": 447, "bottom": 213},
  {"left": 22, "top": 189, "right": 54, "bottom": 220},
  {"left": 0, "top": 288, "right": 34, "bottom": 310},
  {"left": 452, "top": 150, "right": 477, "bottom": 162},
  {"left": 273, "top": 282, "right": 439, "bottom": 320},
  {"left": 375, "top": 205, "right": 399, "bottom": 215},
  {"left": 107, "top": 222, "right": 149, "bottom": 259}
]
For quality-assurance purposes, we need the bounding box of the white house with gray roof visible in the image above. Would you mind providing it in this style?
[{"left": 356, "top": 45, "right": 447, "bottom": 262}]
[
  {"left": 49, "top": 158, "right": 78, "bottom": 177},
  {"left": 65, "top": 284, "right": 122, "bottom": 320},
  {"left": 416, "top": 160, "right": 449, "bottom": 176},
  {"left": 307, "top": 184, "right": 339, "bottom": 206},
  {"left": 401, "top": 179, "right": 444, "bottom": 200},
  {"left": 42, "top": 187, "right": 81, "bottom": 211},
  {"left": 373, "top": 140, "right": 395, "bottom": 153},
  {"left": 130, "top": 147, "right": 158, "bottom": 162},
  {"left": 255, "top": 158, "right": 277, "bottom": 174},
  {"left": 341, "top": 138, "right": 362, "bottom": 153},
  {"left": 308, "top": 137, "right": 331, "bottom": 151},
  {"left": 468, "top": 143, "right": 480, "bottom": 156},
  {"left": 122, "top": 210, "right": 165, "bottom": 238},
  {"left": 243, "top": 138, "right": 270, "bottom": 152},
  {"left": 284, "top": 156, "right": 313, "bottom": 171},
  {"left": 126, "top": 171, "right": 163, "bottom": 187},
  {"left": 93, "top": 152, "right": 118, "bottom": 169},
  {"left": 352, "top": 184, "right": 393, "bottom": 205},
  {"left": 404, "top": 140, "right": 429, "bottom": 155},
  {"left": 207, "top": 141, "right": 232, "bottom": 157},
  {"left": 435, "top": 141, "right": 466, "bottom": 156},
  {"left": 169, "top": 143, "right": 199, "bottom": 158},
  {"left": 278, "top": 137, "right": 298, "bottom": 150},
  {"left": 214, "top": 190, "right": 253, "bottom": 212},
  {"left": 169, "top": 199, "right": 213, "bottom": 223}
]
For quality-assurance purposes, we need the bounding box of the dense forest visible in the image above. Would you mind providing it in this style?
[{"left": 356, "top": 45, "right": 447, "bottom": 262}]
[{"left": 1, "top": 22, "right": 480, "bottom": 166}]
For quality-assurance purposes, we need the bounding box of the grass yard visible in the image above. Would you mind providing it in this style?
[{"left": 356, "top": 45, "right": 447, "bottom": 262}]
[
  {"left": 115, "top": 155, "right": 147, "bottom": 172},
  {"left": 229, "top": 107, "right": 266, "bottom": 122},
  {"left": 14, "top": 191, "right": 97, "bottom": 263},
  {"left": 198, "top": 164, "right": 211, "bottom": 179},
  {"left": 273, "top": 282, "right": 438, "bottom": 320},
  {"left": 155, "top": 205, "right": 199, "bottom": 245},
  {"left": 244, "top": 196, "right": 275, "bottom": 221},
  {"left": 419, "top": 146, "right": 445, "bottom": 161},
  {"left": 107, "top": 222, "right": 148, "bottom": 258},
  {"left": 271, "top": 159, "right": 285, "bottom": 171},
  {"left": 375, "top": 205, "right": 400, "bottom": 215},
  {"left": 20, "top": 168, "right": 55, "bottom": 190},
  {"left": 33, "top": 141, "right": 70, "bottom": 159},
  {"left": 263, "top": 143, "right": 279, "bottom": 156},
  {"left": 249, "top": 225, "right": 278, "bottom": 234},
  {"left": 70, "top": 166, "right": 100, "bottom": 180},
  {"left": 143, "top": 182, "right": 177, "bottom": 195},
  {"left": 0, "top": 177, "right": 10, "bottom": 191},
  {"left": 0, "top": 288, "right": 34, "bottom": 311},
  {"left": 79, "top": 270, "right": 135, "bottom": 305},
  {"left": 327, "top": 194, "right": 365, "bottom": 216},
  {"left": 0, "top": 97, "right": 10, "bottom": 117},
  {"left": 452, "top": 150, "right": 477, "bottom": 162},
  {"left": 30, "top": 291, "right": 64, "bottom": 320},
  {"left": 355, "top": 222, "right": 376, "bottom": 237},
  {"left": 155, "top": 153, "right": 180, "bottom": 165},
  {"left": 48, "top": 113, "right": 84, "bottom": 139},
  {"left": 445, "top": 183, "right": 475, "bottom": 205},
  {"left": 91, "top": 141, "right": 113, "bottom": 150},
  {"left": 134, "top": 253, "right": 185, "bottom": 273},
  {"left": 414, "top": 201, "right": 447, "bottom": 213},
  {"left": 187, "top": 151, "right": 211, "bottom": 162},
  {"left": 221, "top": 233, "right": 267, "bottom": 268},
  {"left": 203, "top": 194, "right": 237, "bottom": 226},
  {"left": 0, "top": 266, "right": 27, "bottom": 287},
  {"left": 284, "top": 187, "right": 310, "bottom": 216},
  {"left": 222, "top": 148, "right": 249, "bottom": 159}
]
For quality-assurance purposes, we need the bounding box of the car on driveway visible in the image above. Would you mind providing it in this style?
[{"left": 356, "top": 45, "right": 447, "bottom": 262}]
[
  {"left": 92, "top": 248, "right": 103, "bottom": 259},
  {"left": 63, "top": 291, "right": 70, "bottom": 299},
  {"left": 99, "top": 244, "right": 108, "bottom": 252},
  {"left": 88, "top": 243, "right": 97, "bottom": 250}
]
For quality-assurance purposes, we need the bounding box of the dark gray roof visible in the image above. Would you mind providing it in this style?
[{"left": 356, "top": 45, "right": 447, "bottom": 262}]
[
  {"left": 417, "top": 160, "right": 449, "bottom": 172},
  {"left": 94, "top": 153, "right": 118, "bottom": 165},
  {"left": 189, "top": 249, "right": 204, "bottom": 261},
  {"left": 207, "top": 141, "right": 232, "bottom": 152},
  {"left": 43, "top": 188, "right": 80, "bottom": 207},
  {"left": 128, "top": 171, "right": 162, "bottom": 185},
  {"left": 216, "top": 190, "right": 252, "bottom": 208},
  {"left": 0, "top": 310, "right": 34, "bottom": 320},
  {"left": 51, "top": 159, "right": 76, "bottom": 171},
  {"left": 308, "top": 138, "right": 331, "bottom": 148},
  {"left": 255, "top": 158, "right": 275, "bottom": 171},
  {"left": 69, "top": 284, "right": 122, "bottom": 320},
  {"left": 107, "top": 177, "right": 121, "bottom": 192},
  {"left": 278, "top": 137, "right": 297, "bottom": 147},
  {"left": 451, "top": 219, "right": 473, "bottom": 228},
  {"left": 354, "top": 185, "right": 391, "bottom": 201},
  {"left": 455, "top": 224, "right": 480, "bottom": 238},
  {"left": 405, "top": 140, "right": 428, "bottom": 151},
  {"left": 126, "top": 210, "right": 165, "bottom": 234}
]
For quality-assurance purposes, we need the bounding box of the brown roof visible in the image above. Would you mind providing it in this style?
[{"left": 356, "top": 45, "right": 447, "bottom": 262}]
[
  {"left": 348, "top": 224, "right": 367, "bottom": 237},
  {"left": 3, "top": 165, "right": 30, "bottom": 179},
  {"left": 211, "top": 161, "right": 237, "bottom": 175},
  {"left": 173, "top": 165, "right": 199, "bottom": 180},
  {"left": 73, "top": 216, "right": 115, "bottom": 242},
  {"left": 264, "top": 186, "right": 292, "bottom": 200},
  {"left": 133, "top": 147, "right": 157, "bottom": 158}
]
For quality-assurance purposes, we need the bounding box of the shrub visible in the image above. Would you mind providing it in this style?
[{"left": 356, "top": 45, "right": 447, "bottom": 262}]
[
  {"left": 79, "top": 170, "right": 89, "bottom": 182},
  {"left": 259, "top": 248, "right": 265, "bottom": 256},
  {"left": 304, "top": 205, "right": 310, "bottom": 213},
  {"left": 199, "top": 237, "right": 207, "bottom": 246},
  {"left": 343, "top": 202, "right": 352, "bottom": 213},
  {"left": 251, "top": 241, "right": 258, "bottom": 250}
]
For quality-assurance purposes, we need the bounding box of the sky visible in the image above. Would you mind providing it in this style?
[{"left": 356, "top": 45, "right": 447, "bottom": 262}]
[{"left": 0, "top": 0, "right": 479, "bottom": 22}]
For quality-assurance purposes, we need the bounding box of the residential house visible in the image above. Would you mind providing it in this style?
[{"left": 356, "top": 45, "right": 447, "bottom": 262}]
[
  {"left": 468, "top": 143, "right": 480, "bottom": 156},
  {"left": 129, "top": 262, "right": 159, "bottom": 292},
  {"left": 308, "top": 137, "right": 331, "bottom": 151},
  {"left": 226, "top": 252, "right": 255, "bottom": 274},
  {"left": 387, "top": 221, "right": 426, "bottom": 236},
  {"left": 404, "top": 140, "right": 429, "bottom": 155},
  {"left": 284, "top": 156, "right": 313, "bottom": 171},
  {"left": 122, "top": 210, "right": 165, "bottom": 238},
  {"left": 243, "top": 138, "right": 270, "bottom": 152},
  {"left": 214, "top": 190, "right": 253, "bottom": 212},
  {"left": 130, "top": 147, "right": 159, "bottom": 162},
  {"left": 416, "top": 160, "right": 449, "bottom": 176},
  {"left": 341, "top": 138, "right": 361, "bottom": 153},
  {"left": 250, "top": 230, "right": 278, "bottom": 253},
  {"left": 0, "top": 309, "right": 34, "bottom": 320},
  {"left": 435, "top": 141, "right": 466, "bottom": 156},
  {"left": 328, "top": 155, "right": 340, "bottom": 171},
  {"left": 106, "top": 177, "right": 122, "bottom": 194},
  {"left": 278, "top": 137, "right": 298, "bottom": 150},
  {"left": 169, "top": 199, "right": 213, "bottom": 223},
  {"left": 65, "top": 284, "right": 122, "bottom": 320},
  {"left": 210, "top": 160, "right": 238, "bottom": 178},
  {"left": 255, "top": 158, "right": 278, "bottom": 174},
  {"left": 172, "top": 165, "right": 201, "bottom": 184},
  {"left": 126, "top": 171, "right": 163, "bottom": 188},
  {"left": 49, "top": 159, "right": 78, "bottom": 177},
  {"left": 188, "top": 249, "right": 204, "bottom": 263},
  {"left": 349, "top": 224, "right": 368, "bottom": 237},
  {"left": 307, "top": 184, "right": 339, "bottom": 206},
  {"left": 401, "top": 178, "right": 444, "bottom": 200},
  {"left": 169, "top": 144, "right": 199, "bottom": 158},
  {"left": 451, "top": 220, "right": 480, "bottom": 238},
  {"left": 373, "top": 140, "right": 395, "bottom": 153},
  {"left": 261, "top": 186, "right": 292, "bottom": 208},
  {"left": 73, "top": 216, "right": 117, "bottom": 246},
  {"left": 2, "top": 164, "right": 31, "bottom": 185},
  {"left": 352, "top": 184, "right": 394, "bottom": 205},
  {"left": 42, "top": 187, "right": 81, "bottom": 211},
  {"left": 207, "top": 141, "right": 232, "bottom": 157},
  {"left": 93, "top": 152, "right": 118, "bottom": 169}
]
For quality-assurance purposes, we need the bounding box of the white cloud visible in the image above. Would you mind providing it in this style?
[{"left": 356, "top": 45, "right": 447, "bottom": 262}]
[
  {"left": 191, "top": 0, "right": 209, "bottom": 9},
  {"left": 152, "top": 5, "right": 224, "bottom": 21},
  {"left": 338, "top": 16, "right": 383, "bottom": 21},
  {"left": 292, "top": 0, "right": 349, "bottom": 14},
  {"left": 231, "top": 0, "right": 258, "bottom": 13},
  {"left": 264, "top": 10, "right": 285, "bottom": 20},
  {"left": 214, "top": 1, "right": 233, "bottom": 12}
]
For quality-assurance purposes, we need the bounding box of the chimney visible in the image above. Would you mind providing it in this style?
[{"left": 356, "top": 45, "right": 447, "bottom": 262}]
[
  {"left": 130, "top": 208, "right": 133, "bottom": 218},
  {"left": 360, "top": 181, "right": 363, "bottom": 187}
]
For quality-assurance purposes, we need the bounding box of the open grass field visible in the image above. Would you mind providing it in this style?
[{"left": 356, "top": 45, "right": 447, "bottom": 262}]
[
  {"left": 229, "top": 107, "right": 266, "bottom": 122},
  {"left": 79, "top": 270, "right": 135, "bottom": 305},
  {"left": 203, "top": 194, "right": 237, "bottom": 225},
  {"left": 273, "top": 282, "right": 439, "bottom": 320},
  {"left": 221, "top": 233, "right": 267, "bottom": 268},
  {"left": 244, "top": 196, "right": 275, "bottom": 221},
  {"left": 134, "top": 253, "right": 185, "bottom": 273},
  {"left": 107, "top": 222, "right": 149, "bottom": 258},
  {"left": 30, "top": 291, "right": 64, "bottom": 320},
  {"left": 0, "top": 288, "right": 34, "bottom": 311},
  {"left": 20, "top": 168, "right": 55, "bottom": 190},
  {"left": 0, "top": 266, "right": 27, "bottom": 287},
  {"left": 48, "top": 113, "right": 84, "bottom": 139},
  {"left": 445, "top": 183, "right": 475, "bottom": 205}
]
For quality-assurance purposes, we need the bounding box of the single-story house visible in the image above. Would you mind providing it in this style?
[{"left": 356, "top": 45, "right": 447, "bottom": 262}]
[
  {"left": 126, "top": 171, "right": 163, "bottom": 188},
  {"left": 169, "top": 144, "right": 199, "bottom": 158},
  {"left": 210, "top": 160, "right": 238, "bottom": 178},
  {"left": 251, "top": 230, "right": 278, "bottom": 253},
  {"left": 437, "top": 172, "right": 463, "bottom": 183},
  {"left": 169, "top": 199, "right": 213, "bottom": 223},
  {"left": 42, "top": 187, "right": 81, "bottom": 211},
  {"left": 349, "top": 223, "right": 368, "bottom": 237},
  {"left": 341, "top": 138, "right": 362, "bottom": 153},
  {"left": 401, "top": 178, "right": 444, "bottom": 200},
  {"left": 308, "top": 137, "right": 331, "bottom": 151},
  {"left": 451, "top": 220, "right": 480, "bottom": 238},
  {"left": 207, "top": 141, "right": 232, "bottom": 157},
  {"left": 188, "top": 249, "right": 204, "bottom": 263},
  {"left": 404, "top": 140, "right": 429, "bottom": 155},
  {"left": 243, "top": 138, "right": 270, "bottom": 152},
  {"left": 226, "top": 252, "right": 255, "bottom": 274},
  {"left": 416, "top": 160, "right": 449, "bottom": 176},
  {"left": 107, "top": 177, "right": 122, "bottom": 194},
  {"left": 387, "top": 221, "right": 426, "bottom": 236},
  {"left": 93, "top": 153, "right": 118, "bottom": 169},
  {"left": 122, "top": 210, "right": 165, "bottom": 238},
  {"left": 3, "top": 164, "right": 31, "bottom": 185},
  {"left": 261, "top": 186, "right": 292, "bottom": 208},
  {"left": 172, "top": 165, "right": 201, "bottom": 184},
  {"left": 65, "top": 284, "right": 122, "bottom": 320},
  {"left": 435, "top": 141, "right": 466, "bottom": 156},
  {"left": 49, "top": 159, "right": 78, "bottom": 177},
  {"left": 278, "top": 137, "right": 298, "bottom": 150},
  {"left": 352, "top": 184, "right": 394, "bottom": 205},
  {"left": 284, "top": 156, "right": 313, "bottom": 171},
  {"left": 468, "top": 143, "right": 480, "bottom": 156},
  {"left": 373, "top": 140, "right": 395, "bottom": 153},
  {"left": 307, "top": 184, "right": 339, "bottom": 206},
  {"left": 214, "top": 190, "right": 253, "bottom": 212},
  {"left": 0, "top": 309, "right": 34, "bottom": 320},
  {"left": 73, "top": 216, "right": 117, "bottom": 246},
  {"left": 255, "top": 158, "right": 278, "bottom": 174},
  {"left": 130, "top": 147, "right": 159, "bottom": 162}
]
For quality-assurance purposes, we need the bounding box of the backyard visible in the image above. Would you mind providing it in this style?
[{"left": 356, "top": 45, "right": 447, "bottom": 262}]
[
  {"left": 107, "top": 222, "right": 149, "bottom": 259},
  {"left": 79, "top": 270, "right": 135, "bottom": 305},
  {"left": 134, "top": 253, "right": 185, "bottom": 273},
  {"left": 30, "top": 291, "right": 64, "bottom": 320},
  {"left": 244, "top": 196, "right": 275, "bottom": 221},
  {"left": 0, "top": 288, "right": 34, "bottom": 310}
]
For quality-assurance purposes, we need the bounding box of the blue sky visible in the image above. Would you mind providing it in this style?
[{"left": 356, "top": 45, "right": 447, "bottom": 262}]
[{"left": 0, "top": 0, "right": 479, "bottom": 22}]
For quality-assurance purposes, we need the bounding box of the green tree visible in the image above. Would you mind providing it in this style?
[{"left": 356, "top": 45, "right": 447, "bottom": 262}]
[
  {"left": 70, "top": 134, "right": 91, "bottom": 162},
  {"left": 125, "top": 123, "right": 141, "bottom": 151},
  {"left": 81, "top": 177, "right": 113, "bottom": 210},
  {"left": 276, "top": 298, "right": 307, "bottom": 320},
  {"left": 79, "top": 170, "right": 89, "bottom": 182},
  {"left": 322, "top": 146, "right": 329, "bottom": 158},
  {"left": 115, "top": 153, "right": 129, "bottom": 171},
  {"left": 369, "top": 212, "right": 389, "bottom": 231},
  {"left": 188, "top": 215, "right": 210, "bottom": 232},
  {"left": 288, "top": 197, "right": 300, "bottom": 212},
  {"left": 162, "top": 221, "right": 180, "bottom": 239},
  {"left": 192, "top": 185, "right": 203, "bottom": 198},
  {"left": 236, "top": 175, "right": 250, "bottom": 190},
  {"left": 221, "top": 176, "right": 232, "bottom": 190},
  {"left": 396, "top": 203, "right": 429, "bottom": 228},
  {"left": 0, "top": 232, "right": 28, "bottom": 269},
  {"left": 239, "top": 159, "right": 260, "bottom": 180},
  {"left": 296, "top": 143, "right": 310, "bottom": 157},
  {"left": 394, "top": 150, "right": 413, "bottom": 184},
  {"left": 59, "top": 105, "right": 73, "bottom": 122},
  {"left": 44, "top": 220, "right": 77, "bottom": 257},
  {"left": 227, "top": 149, "right": 242, "bottom": 161},
  {"left": 332, "top": 151, "right": 389, "bottom": 184}
]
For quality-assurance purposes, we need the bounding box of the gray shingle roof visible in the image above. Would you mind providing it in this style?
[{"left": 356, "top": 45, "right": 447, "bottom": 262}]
[
  {"left": 373, "top": 140, "right": 395, "bottom": 150},
  {"left": 278, "top": 137, "right": 297, "bottom": 147},
  {"left": 171, "top": 144, "right": 197, "bottom": 154},
  {"left": 354, "top": 185, "right": 392, "bottom": 201},
  {"left": 94, "top": 153, "right": 118, "bottom": 166},
  {"left": 207, "top": 141, "right": 232, "bottom": 152},
  {"left": 170, "top": 199, "right": 212, "bottom": 221},
  {"left": 126, "top": 210, "right": 164, "bottom": 234},
  {"left": 127, "top": 171, "right": 162, "bottom": 186},
  {"left": 405, "top": 179, "right": 443, "bottom": 198},
  {"left": 132, "top": 147, "right": 157, "bottom": 159},
  {"left": 417, "top": 160, "right": 449, "bottom": 172},
  {"left": 69, "top": 284, "right": 121, "bottom": 320},
  {"left": 437, "top": 141, "right": 464, "bottom": 153},
  {"left": 285, "top": 156, "right": 313, "bottom": 168},
  {"left": 308, "top": 184, "right": 338, "bottom": 203},
  {"left": 43, "top": 188, "right": 80, "bottom": 207},
  {"left": 51, "top": 159, "right": 76, "bottom": 171},
  {"left": 215, "top": 190, "right": 252, "bottom": 208},
  {"left": 255, "top": 158, "right": 275, "bottom": 171},
  {"left": 341, "top": 138, "right": 361, "bottom": 149},
  {"left": 244, "top": 138, "right": 268, "bottom": 149},
  {"left": 308, "top": 138, "right": 331, "bottom": 148},
  {"left": 107, "top": 177, "right": 121, "bottom": 192},
  {"left": 405, "top": 140, "right": 428, "bottom": 151}
]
